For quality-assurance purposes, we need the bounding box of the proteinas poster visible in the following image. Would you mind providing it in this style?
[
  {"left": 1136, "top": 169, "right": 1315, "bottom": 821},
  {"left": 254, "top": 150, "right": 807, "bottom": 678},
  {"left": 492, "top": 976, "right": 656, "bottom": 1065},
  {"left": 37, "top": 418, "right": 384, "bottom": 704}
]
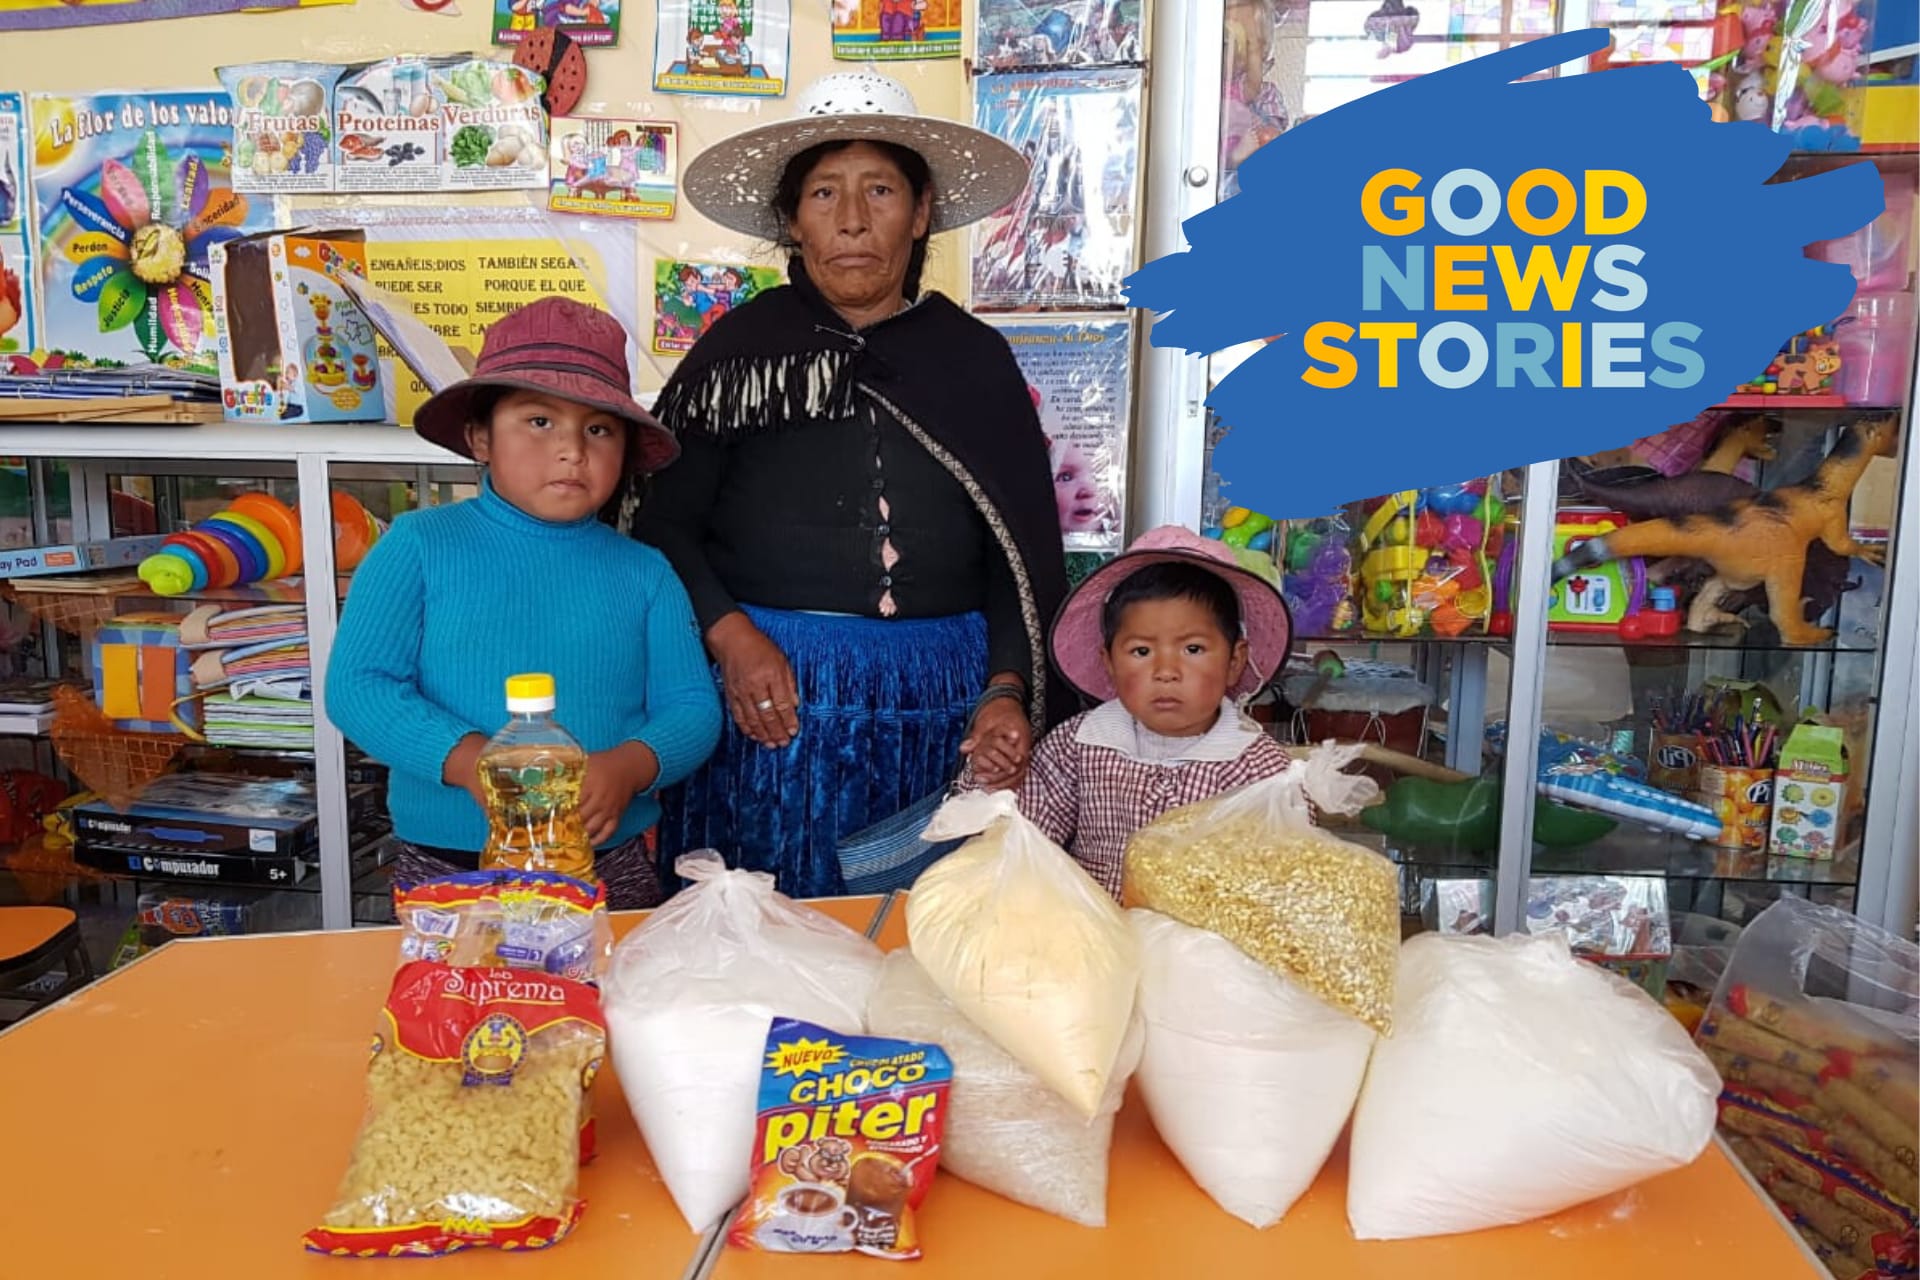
[
  {"left": 830, "top": 0, "right": 961, "bottom": 61},
  {"left": 30, "top": 90, "right": 275, "bottom": 370},
  {"left": 493, "top": 0, "right": 622, "bottom": 48},
  {"left": 971, "top": 68, "right": 1141, "bottom": 312},
  {"left": 653, "top": 0, "right": 791, "bottom": 96},
  {"left": 989, "top": 318, "right": 1132, "bottom": 549},
  {"left": 976, "top": 0, "right": 1141, "bottom": 70},
  {"left": 653, "top": 259, "right": 780, "bottom": 355},
  {"left": 0, "top": 92, "right": 36, "bottom": 357},
  {"left": 549, "top": 118, "right": 676, "bottom": 218}
]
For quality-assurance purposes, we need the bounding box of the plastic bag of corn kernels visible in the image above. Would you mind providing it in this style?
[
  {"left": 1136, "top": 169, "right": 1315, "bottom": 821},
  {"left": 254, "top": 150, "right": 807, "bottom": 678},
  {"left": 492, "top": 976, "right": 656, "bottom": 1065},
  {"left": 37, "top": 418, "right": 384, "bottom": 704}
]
[
  {"left": 303, "top": 961, "right": 607, "bottom": 1258},
  {"left": 1122, "top": 748, "right": 1397, "bottom": 1034}
]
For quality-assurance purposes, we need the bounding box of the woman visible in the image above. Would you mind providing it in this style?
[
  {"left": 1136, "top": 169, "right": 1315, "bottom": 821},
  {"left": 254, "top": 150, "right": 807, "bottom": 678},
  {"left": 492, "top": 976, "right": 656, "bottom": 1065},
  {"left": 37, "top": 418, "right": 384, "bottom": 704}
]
[{"left": 639, "top": 71, "right": 1072, "bottom": 896}]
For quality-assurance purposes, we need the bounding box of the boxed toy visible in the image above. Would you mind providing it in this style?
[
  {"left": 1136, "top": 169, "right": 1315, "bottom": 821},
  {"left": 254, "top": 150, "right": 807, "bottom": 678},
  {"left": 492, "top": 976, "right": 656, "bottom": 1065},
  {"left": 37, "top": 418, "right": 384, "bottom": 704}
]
[
  {"left": 0, "top": 535, "right": 166, "bottom": 580},
  {"left": 1770, "top": 724, "right": 1849, "bottom": 860},
  {"left": 211, "top": 228, "right": 384, "bottom": 425}
]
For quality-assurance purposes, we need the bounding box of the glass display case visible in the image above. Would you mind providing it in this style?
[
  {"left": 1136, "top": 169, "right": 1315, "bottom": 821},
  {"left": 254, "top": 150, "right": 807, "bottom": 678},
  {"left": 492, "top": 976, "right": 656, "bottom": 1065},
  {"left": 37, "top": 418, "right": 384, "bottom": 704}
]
[
  {"left": 1136, "top": 0, "right": 1918, "bottom": 945},
  {"left": 0, "top": 426, "right": 478, "bottom": 980}
]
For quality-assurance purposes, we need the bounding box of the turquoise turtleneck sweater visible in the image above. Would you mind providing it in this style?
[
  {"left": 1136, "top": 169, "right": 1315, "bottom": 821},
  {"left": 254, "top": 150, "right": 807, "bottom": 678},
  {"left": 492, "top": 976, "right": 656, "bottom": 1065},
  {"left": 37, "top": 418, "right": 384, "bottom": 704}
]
[{"left": 326, "top": 475, "right": 722, "bottom": 853}]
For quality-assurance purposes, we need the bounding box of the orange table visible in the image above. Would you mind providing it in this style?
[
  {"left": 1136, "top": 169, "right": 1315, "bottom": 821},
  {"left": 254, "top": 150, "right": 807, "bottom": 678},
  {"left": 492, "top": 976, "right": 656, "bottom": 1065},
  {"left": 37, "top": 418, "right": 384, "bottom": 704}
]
[
  {"left": 0, "top": 895, "right": 888, "bottom": 1278},
  {"left": 703, "top": 895, "right": 1824, "bottom": 1280}
]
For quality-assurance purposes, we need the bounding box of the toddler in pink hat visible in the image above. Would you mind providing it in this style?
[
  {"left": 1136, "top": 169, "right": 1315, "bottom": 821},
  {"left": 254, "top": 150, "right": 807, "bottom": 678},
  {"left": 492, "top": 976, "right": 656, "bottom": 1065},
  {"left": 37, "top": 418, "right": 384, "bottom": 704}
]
[{"left": 1015, "top": 525, "right": 1301, "bottom": 900}]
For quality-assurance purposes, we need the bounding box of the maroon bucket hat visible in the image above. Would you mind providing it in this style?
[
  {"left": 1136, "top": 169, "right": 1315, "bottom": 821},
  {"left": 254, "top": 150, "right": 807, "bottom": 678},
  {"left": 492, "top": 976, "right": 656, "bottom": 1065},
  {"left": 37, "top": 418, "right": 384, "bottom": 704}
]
[{"left": 412, "top": 297, "right": 678, "bottom": 474}]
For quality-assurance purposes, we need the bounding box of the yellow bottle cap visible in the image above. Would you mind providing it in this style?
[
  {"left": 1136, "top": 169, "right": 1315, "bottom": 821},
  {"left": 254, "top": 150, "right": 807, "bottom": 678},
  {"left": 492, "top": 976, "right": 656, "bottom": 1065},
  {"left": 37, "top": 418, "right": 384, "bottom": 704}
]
[{"left": 505, "top": 673, "right": 555, "bottom": 703}]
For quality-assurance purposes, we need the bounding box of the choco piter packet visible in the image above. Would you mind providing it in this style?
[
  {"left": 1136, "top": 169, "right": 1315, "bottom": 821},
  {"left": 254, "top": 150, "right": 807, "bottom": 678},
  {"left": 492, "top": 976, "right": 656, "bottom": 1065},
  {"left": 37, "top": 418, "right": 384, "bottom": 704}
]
[{"left": 729, "top": 1018, "right": 952, "bottom": 1260}]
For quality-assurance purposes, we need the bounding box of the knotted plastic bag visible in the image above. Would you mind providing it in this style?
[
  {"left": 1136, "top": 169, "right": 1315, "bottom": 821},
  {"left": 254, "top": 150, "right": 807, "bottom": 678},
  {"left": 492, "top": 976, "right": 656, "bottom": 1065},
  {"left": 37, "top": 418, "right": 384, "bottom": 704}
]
[
  {"left": 1131, "top": 910, "right": 1376, "bottom": 1228},
  {"left": 603, "top": 852, "right": 885, "bottom": 1231},
  {"left": 1348, "top": 931, "right": 1720, "bottom": 1239},
  {"left": 1122, "top": 747, "right": 1397, "bottom": 1033},
  {"left": 866, "top": 950, "right": 1142, "bottom": 1226},
  {"left": 906, "top": 789, "right": 1139, "bottom": 1119}
]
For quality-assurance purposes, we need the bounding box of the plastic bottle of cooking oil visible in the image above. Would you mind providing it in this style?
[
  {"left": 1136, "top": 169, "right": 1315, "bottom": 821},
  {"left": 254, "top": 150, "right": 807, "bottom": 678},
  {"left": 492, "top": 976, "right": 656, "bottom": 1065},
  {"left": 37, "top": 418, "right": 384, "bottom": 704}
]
[{"left": 477, "top": 673, "right": 594, "bottom": 883}]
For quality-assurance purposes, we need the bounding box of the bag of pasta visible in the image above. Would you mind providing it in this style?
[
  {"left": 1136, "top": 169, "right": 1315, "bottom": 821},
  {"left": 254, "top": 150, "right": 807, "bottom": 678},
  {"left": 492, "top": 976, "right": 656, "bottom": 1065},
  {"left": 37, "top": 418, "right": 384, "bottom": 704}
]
[
  {"left": 603, "top": 851, "right": 885, "bottom": 1232},
  {"left": 394, "top": 870, "right": 613, "bottom": 984},
  {"left": 866, "top": 949, "right": 1143, "bottom": 1226},
  {"left": 907, "top": 789, "right": 1139, "bottom": 1120},
  {"left": 304, "top": 961, "right": 607, "bottom": 1258},
  {"left": 1122, "top": 747, "right": 1397, "bottom": 1034},
  {"left": 1696, "top": 895, "right": 1918, "bottom": 1265}
]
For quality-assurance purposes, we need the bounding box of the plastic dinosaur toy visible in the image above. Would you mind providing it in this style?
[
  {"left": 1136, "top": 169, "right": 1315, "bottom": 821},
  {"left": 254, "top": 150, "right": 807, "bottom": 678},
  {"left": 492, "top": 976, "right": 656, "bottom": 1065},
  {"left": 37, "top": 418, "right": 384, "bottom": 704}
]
[
  {"left": 1553, "top": 417, "right": 1898, "bottom": 645},
  {"left": 1566, "top": 458, "right": 1857, "bottom": 626},
  {"left": 1698, "top": 417, "right": 1776, "bottom": 474}
]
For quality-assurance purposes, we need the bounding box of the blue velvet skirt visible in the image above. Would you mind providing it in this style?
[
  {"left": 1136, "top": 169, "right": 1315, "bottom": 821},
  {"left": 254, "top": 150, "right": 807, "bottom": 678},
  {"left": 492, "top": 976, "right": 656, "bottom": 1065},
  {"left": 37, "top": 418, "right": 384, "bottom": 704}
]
[{"left": 658, "top": 605, "right": 987, "bottom": 898}]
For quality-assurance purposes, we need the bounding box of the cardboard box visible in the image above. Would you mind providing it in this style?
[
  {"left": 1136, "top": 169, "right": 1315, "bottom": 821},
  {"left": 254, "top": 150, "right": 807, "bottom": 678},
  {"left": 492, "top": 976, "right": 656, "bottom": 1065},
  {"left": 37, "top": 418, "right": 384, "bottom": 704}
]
[
  {"left": 0, "top": 536, "right": 167, "bottom": 580},
  {"left": 211, "top": 229, "right": 385, "bottom": 425},
  {"left": 73, "top": 773, "right": 321, "bottom": 858},
  {"left": 1769, "top": 724, "right": 1848, "bottom": 860}
]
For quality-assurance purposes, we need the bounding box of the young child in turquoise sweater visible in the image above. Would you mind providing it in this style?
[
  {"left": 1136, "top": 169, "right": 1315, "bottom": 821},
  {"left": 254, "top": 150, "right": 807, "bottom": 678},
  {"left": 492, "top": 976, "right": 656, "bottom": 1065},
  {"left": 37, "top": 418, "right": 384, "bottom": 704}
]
[{"left": 327, "top": 298, "right": 720, "bottom": 907}]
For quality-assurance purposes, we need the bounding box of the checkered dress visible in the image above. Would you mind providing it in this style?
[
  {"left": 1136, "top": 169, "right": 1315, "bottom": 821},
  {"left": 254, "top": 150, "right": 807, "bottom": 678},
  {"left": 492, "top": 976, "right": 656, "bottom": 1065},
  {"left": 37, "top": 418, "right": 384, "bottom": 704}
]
[{"left": 1017, "top": 709, "right": 1298, "bottom": 900}]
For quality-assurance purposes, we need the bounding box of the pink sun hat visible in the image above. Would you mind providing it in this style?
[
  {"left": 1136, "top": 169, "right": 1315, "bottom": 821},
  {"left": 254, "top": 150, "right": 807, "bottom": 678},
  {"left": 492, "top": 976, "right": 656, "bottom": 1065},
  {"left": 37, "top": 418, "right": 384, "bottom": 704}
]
[{"left": 1050, "top": 524, "right": 1293, "bottom": 704}]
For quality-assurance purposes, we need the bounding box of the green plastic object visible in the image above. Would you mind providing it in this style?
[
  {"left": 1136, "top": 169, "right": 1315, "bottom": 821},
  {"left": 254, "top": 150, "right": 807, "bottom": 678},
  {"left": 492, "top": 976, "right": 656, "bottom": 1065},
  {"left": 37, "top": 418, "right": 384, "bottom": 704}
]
[{"left": 1362, "top": 776, "right": 1616, "bottom": 853}]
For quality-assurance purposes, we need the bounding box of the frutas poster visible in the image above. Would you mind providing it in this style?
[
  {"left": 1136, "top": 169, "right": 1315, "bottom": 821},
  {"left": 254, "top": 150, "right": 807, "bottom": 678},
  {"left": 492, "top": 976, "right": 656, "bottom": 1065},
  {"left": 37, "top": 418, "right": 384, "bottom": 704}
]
[{"left": 30, "top": 90, "right": 276, "bottom": 370}]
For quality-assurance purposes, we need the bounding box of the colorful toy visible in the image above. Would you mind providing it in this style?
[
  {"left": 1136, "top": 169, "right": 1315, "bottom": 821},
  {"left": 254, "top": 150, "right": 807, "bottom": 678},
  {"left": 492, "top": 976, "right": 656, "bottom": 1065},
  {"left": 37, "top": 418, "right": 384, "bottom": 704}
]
[
  {"left": 137, "top": 490, "right": 385, "bottom": 597},
  {"left": 1278, "top": 515, "right": 1356, "bottom": 637},
  {"left": 1547, "top": 509, "right": 1647, "bottom": 634},
  {"left": 1203, "top": 507, "right": 1283, "bottom": 589},
  {"left": 1553, "top": 418, "right": 1898, "bottom": 646},
  {"left": 1714, "top": 0, "right": 1875, "bottom": 151},
  {"left": 1354, "top": 480, "right": 1502, "bottom": 638},
  {"left": 1735, "top": 325, "right": 1845, "bottom": 397},
  {"left": 1529, "top": 729, "right": 1723, "bottom": 841},
  {"left": 91, "top": 612, "right": 199, "bottom": 734}
]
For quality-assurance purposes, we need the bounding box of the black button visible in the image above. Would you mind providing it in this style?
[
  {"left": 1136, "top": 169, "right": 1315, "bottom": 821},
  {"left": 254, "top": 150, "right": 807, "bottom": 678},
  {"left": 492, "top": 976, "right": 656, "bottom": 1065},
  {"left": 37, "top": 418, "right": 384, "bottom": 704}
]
[
  {"left": 879, "top": 575, "right": 893, "bottom": 587},
  {"left": 876, "top": 522, "right": 891, "bottom": 535},
  {"left": 871, "top": 478, "right": 885, "bottom": 492}
]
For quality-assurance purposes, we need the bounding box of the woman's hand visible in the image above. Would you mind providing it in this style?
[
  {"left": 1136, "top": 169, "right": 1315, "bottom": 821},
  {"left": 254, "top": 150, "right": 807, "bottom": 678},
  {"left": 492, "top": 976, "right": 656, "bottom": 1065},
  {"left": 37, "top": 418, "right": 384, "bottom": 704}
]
[
  {"left": 963, "top": 695, "right": 1032, "bottom": 792},
  {"left": 707, "top": 612, "right": 801, "bottom": 749},
  {"left": 581, "top": 742, "right": 661, "bottom": 846}
]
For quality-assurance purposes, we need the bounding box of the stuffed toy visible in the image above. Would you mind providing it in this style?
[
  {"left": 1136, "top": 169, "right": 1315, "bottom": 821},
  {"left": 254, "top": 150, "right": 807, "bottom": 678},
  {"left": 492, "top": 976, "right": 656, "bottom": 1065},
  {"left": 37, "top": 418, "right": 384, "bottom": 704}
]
[{"left": 1553, "top": 417, "right": 1898, "bottom": 646}]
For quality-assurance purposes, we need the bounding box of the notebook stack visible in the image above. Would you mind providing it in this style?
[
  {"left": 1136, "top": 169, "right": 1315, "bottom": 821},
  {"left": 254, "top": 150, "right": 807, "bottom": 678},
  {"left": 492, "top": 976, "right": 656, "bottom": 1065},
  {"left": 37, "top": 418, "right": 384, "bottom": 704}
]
[{"left": 181, "top": 605, "right": 313, "bottom": 752}]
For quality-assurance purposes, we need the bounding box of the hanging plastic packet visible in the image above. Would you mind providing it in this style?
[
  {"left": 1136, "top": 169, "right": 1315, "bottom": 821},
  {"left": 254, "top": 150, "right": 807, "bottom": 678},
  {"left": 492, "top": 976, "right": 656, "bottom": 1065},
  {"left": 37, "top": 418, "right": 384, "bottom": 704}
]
[
  {"left": 728, "top": 1018, "right": 952, "bottom": 1260},
  {"left": 395, "top": 870, "right": 612, "bottom": 983}
]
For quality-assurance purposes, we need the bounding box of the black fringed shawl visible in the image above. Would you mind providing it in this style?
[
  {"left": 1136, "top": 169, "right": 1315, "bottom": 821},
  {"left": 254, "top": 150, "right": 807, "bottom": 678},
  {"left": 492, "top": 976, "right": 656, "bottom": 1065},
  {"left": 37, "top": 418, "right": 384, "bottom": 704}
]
[{"left": 649, "top": 265, "right": 1075, "bottom": 731}]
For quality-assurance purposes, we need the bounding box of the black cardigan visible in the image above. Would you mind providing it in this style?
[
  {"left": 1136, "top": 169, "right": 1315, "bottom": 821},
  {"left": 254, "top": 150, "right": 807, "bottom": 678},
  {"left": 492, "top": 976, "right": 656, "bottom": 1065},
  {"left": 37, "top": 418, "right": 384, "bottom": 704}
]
[{"left": 636, "top": 268, "right": 1074, "bottom": 730}]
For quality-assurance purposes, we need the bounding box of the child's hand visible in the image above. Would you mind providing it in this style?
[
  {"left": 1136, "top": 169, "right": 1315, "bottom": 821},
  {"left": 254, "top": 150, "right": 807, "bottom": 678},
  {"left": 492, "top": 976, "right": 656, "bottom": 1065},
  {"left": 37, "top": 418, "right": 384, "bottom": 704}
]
[
  {"left": 962, "top": 698, "right": 1031, "bottom": 792},
  {"left": 442, "top": 734, "right": 489, "bottom": 809},
  {"left": 581, "top": 742, "right": 660, "bottom": 847}
]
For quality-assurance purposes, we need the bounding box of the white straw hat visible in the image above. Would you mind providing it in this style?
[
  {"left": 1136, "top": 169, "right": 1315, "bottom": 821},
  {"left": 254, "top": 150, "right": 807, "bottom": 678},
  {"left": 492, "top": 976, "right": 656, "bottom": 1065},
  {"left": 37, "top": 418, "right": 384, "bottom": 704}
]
[{"left": 683, "top": 71, "right": 1030, "bottom": 242}]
